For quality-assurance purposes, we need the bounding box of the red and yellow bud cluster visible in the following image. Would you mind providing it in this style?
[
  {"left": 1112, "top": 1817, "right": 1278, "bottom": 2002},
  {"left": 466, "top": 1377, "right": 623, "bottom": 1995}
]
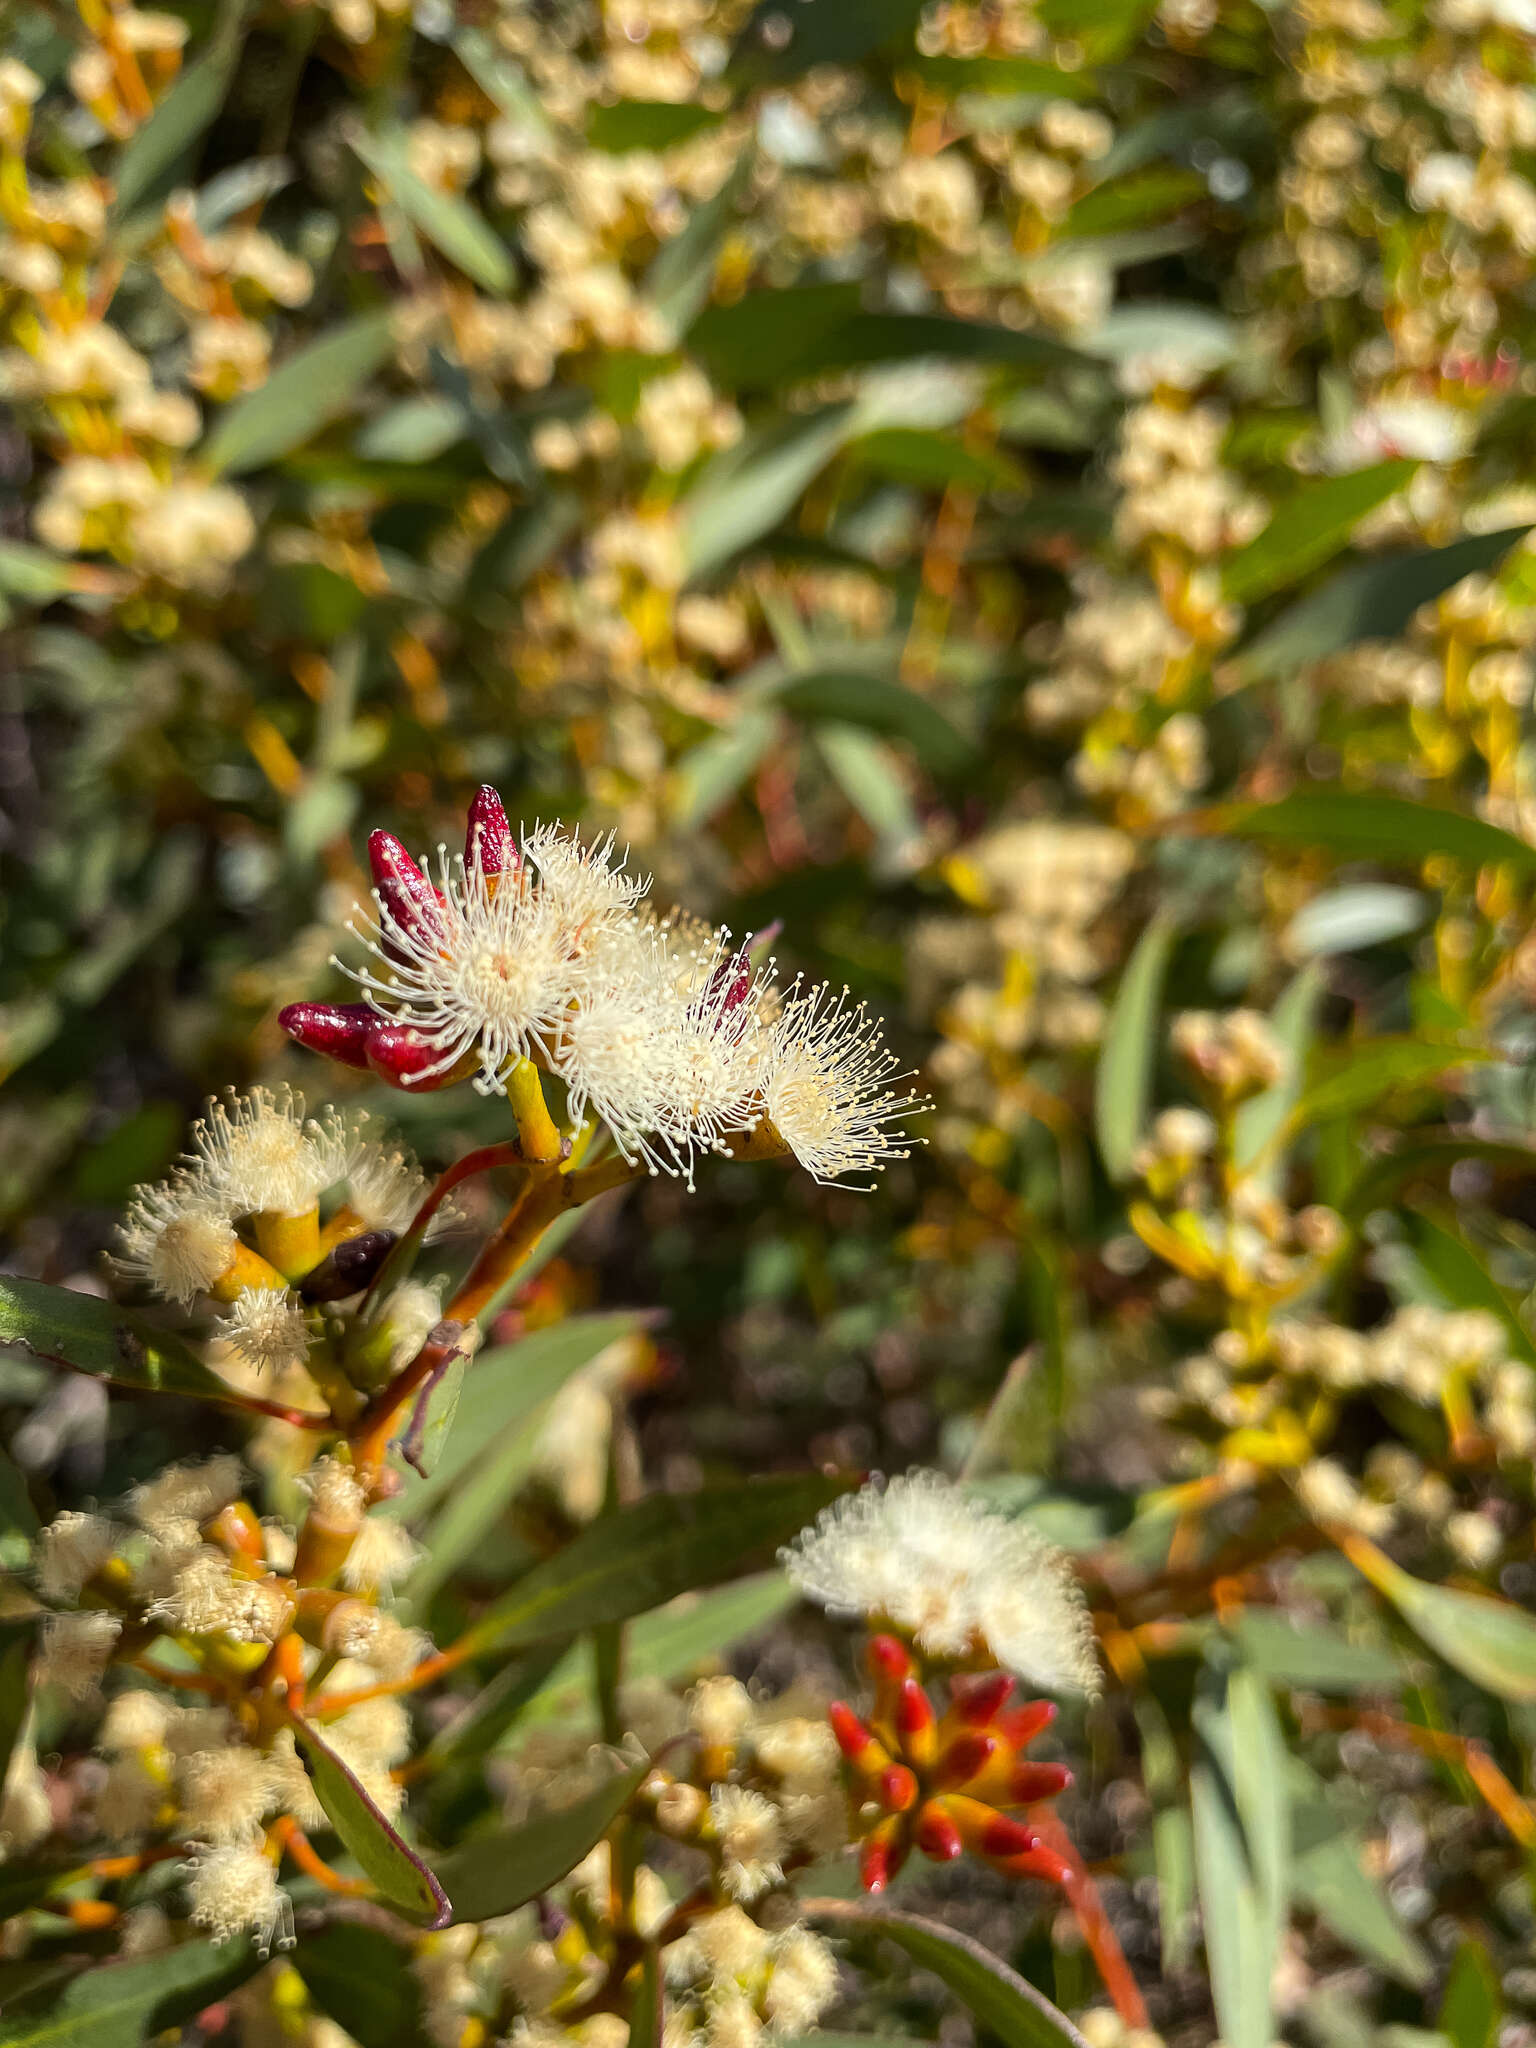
[{"left": 830, "top": 1633, "right": 1074, "bottom": 1895}]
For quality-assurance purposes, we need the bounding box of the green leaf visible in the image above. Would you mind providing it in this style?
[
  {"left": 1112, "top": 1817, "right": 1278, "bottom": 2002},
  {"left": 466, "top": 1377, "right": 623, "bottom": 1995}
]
[
  {"left": 432, "top": 1760, "right": 647, "bottom": 1922},
  {"left": 292, "top": 1921, "right": 437, "bottom": 2048},
  {"left": 1290, "top": 1825, "right": 1430, "bottom": 1987},
  {"left": 1283, "top": 884, "right": 1430, "bottom": 959},
  {"left": 201, "top": 311, "right": 397, "bottom": 476},
  {"left": 1342, "top": 1137, "right": 1536, "bottom": 1221},
  {"left": 1095, "top": 915, "right": 1176, "bottom": 1182},
  {"left": 0, "top": 1274, "right": 252, "bottom": 1407},
  {"left": 775, "top": 671, "right": 976, "bottom": 777},
  {"left": 1213, "top": 789, "right": 1536, "bottom": 881},
  {"left": 1191, "top": 1750, "right": 1272, "bottom": 2048},
  {"left": 1229, "top": 528, "right": 1532, "bottom": 684},
  {"left": 815, "top": 726, "right": 920, "bottom": 856},
  {"left": 670, "top": 710, "right": 779, "bottom": 830},
  {"left": 1221, "top": 462, "right": 1418, "bottom": 606},
  {"left": 423, "top": 1642, "right": 572, "bottom": 1770},
  {"left": 1440, "top": 1941, "right": 1502, "bottom": 2048},
  {"left": 0, "top": 542, "right": 77, "bottom": 602},
  {"left": 1344, "top": 1539, "right": 1536, "bottom": 1701},
  {"left": 646, "top": 149, "right": 753, "bottom": 333},
  {"left": 352, "top": 130, "right": 514, "bottom": 295},
  {"left": 1283, "top": 1040, "right": 1489, "bottom": 1139},
  {"left": 458, "top": 1472, "right": 848, "bottom": 1660},
  {"left": 804, "top": 1903, "right": 1088, "bottom": 2048},
  {"left": 0, "top": 1938, "right": 261, "bottom": 2047},
  {"left": 683, "top": 407, "right": 857, "bottom": 577},
  {"left": 587, "top": 101, "right": 721, "bottom": 152},
  {"left": 1227, "top": 1667, "right": 1289, "bottom": 1957},
  {"left": 1133, "top": 1693, "right": 1195, "bottom": 1971},
  {"left": 1405, "top": 1211, "right": 1536, "bottom": 1366},
  {"left": 1231, "top": 963, "right": 1322, "bottom": 1176},
  {"left": 0, "top": 1443, "right": 38, "bottom": 1574},
  {"left": 1229, "top": 1612, "right": 1403, "bottom": 1693},
  {"left": 287, "top": 1714, "right": 450, "bottom": 1926},
  {"left": 394, "top": 1312, "right": 648, "bottom": 1520},
  {"left": 111, "top": 24, "right": 246, "bottom": 220}
]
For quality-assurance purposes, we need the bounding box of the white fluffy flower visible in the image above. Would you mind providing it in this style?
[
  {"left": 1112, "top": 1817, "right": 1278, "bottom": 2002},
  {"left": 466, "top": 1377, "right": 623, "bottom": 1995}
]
[
  {"left": 760, "top": 980, "right": 925, "bottom": 1188},
  {"left": 184, "top": 1086, "right": 322, "bottom": 1218},
  {"left": 780, "top": 1471, "right": 1099, "bottom": 1694},
  {"left": 114, "top": 1176, "right": 238, "bottom": 1304},
  {"left": 38, "top": 1609, "right": 120, "bottom": 1698},
  {"left": 184, "top": 1842, "right": 293, "bottom": 1952},
  {"left": 217, "top": 1286, "right": 310, "bottom": 1374}
]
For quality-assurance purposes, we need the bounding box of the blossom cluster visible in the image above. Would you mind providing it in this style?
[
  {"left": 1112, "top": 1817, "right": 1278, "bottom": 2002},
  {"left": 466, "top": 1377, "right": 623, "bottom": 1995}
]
[{"left": 282, "top": 788, "right": 926, "bottom": 1189}]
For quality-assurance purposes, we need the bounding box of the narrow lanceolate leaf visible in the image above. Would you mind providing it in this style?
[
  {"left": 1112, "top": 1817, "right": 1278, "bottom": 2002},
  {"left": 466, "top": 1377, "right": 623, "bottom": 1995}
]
[
  {"left": 431, "top": 1761, "right": 648, "bottom": 1922},
  {"left": 1282, "top": 1039, "right": 1492, "bottom": 1137},
  {"left": 1289, "top": 1827, "right": 1429, "bottom": 1986},
  {"left": 111, "top": 22, "right": 248, "bottom": 220},
  {"left": 1228, "top": 527, "right": 1532, "bottom": 683},
  {"left": 804, "top": 1902, "right": 1089, "bottom": 2048},
  {"left": 1220, "top": 460, "right": 1417, "bottom": 605},
  {"left": 1207, "top": 789, "right": 1536, "bottom": 882},
  {"left": 351, "top": 129, "right": 514, "bottom": 295},
  {"left": 288, "top": 1714, "right": 450, "bottom": 1926},
  {"left": 0, "top": 1274, "right": 251, "bottom": 1407},
  {"left": 0, "top": 1937, "right": 261, "bottom": 2047},
  {"left": 1406, "top": 1211, "right": 1536, "bottom": 1367},
  {"left": 201, "top": 311, "right": 397, "bottom": 475},
  {"left": 629, "top": 1944, "right": 664, "bottom": 2048},
  {"left": 1340, "top": 1534, "right": 1536, "bottom": 1703},
  {"left": 458, "top": 1472, "right": 849, "bottom": 1660},
  {"left": 1190, "top": 1751, "right": 1272, "bottom": 2048},
  {"left": 1095, "top": 916, "right": 1176, "bottom": 1182},
  {"left": 774, "top": 671, "right": 977, "bottom": 777}
]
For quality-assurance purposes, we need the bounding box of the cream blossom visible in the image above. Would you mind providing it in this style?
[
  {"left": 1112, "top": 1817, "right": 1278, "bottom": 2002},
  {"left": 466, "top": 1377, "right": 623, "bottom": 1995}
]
[{"left": 780, "top": 1471, "right": 1100, "bottom": 1695}]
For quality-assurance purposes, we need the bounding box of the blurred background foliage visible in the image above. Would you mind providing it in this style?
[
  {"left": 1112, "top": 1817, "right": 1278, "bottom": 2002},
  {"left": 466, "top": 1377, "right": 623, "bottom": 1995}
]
[{"left": 8, "top": 0, "right": 1536, "bottom": 2041}]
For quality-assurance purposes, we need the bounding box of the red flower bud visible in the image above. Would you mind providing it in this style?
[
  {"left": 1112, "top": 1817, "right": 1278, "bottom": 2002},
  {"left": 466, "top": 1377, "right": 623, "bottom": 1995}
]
[
  {"left": 364, "top": 1022, "right": 469, "bottom": 1091},
  {"left": 996, "top": 1842, "right": 1074, "bottom": 1889},
  {"left": 980, "top": 1812, "right": 1039, "bottom": 1861},
  {"left": 951, "top": 1671, "right": 1015, "bottom": 1727},
  {"left": 878, "top": 1764, "right": 919, "bottom": 1814},
  {"left": 465, "top": 786, "right": 517, "bottom": 876},
  {"left": 829, "top": 1701, "right": 891, "bottom": 1777},
  {"left": 859, "top": 1818, "right": 908, "bottom": 1895},
  {"left": 915, "top": 1802, "right": 964, "bottom": 1861},
  {"left": 867, "top": 1634, "right": 915, "bottom": 1684},
  {"left": 934, "top": 1732, "right": 998, "bottom": 1790},
  {"left": 999, "top": 1699, "right": 1057, "bottom": 1750},
  {"left": 368, "top": 830, "right": 443, "bottom": 945},
  {"left": 896, "top": 1678, "right": 937, "bottom": 1768},
  {"left": 1010, "top": 1761, "right": 1073, "bottom": 1803},
  {"left": 278, "top": 1000, "right": 374, "bottom": 1069}
]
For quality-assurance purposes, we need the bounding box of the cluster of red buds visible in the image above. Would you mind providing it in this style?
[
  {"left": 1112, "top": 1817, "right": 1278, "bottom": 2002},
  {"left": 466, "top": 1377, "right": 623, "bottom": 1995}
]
[
  {"left": 278, "top": 787, "right": 514, "bottom": 1090},
  {"left": 830, "top": 1634, "right": 1074, "bottom": 1894}
]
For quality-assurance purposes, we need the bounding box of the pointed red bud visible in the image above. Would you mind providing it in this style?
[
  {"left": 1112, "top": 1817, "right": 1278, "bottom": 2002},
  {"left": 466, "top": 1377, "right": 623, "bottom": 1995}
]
[
  {"left": 878, "top": 1765, "right": 918, "bottom": 1814},
  {"left": 952, "top": 1671, "right": 1015, "bottom": 1727},
  {"left": 999, "top": 1699, "right": 1057, "bottom": 1750},
  {"left": 980, "top": 1812, "right": 1039, "bottom": 1861},
  {"left": 934, "top": 1732, "right": 998, "bottom": 1790},
  {"left": 829, "top": 1702, "right": 891, "bottom": 1777},
  {"left": 364, "top": 1023, "right": 468, "bottom": 1091},
  {"left": 368, "top": 830, "right": 443, "bottom": 944},
  {"left": 859, "top": 1819, "right": 908, "bottom": 1895},
  {"left": 1010, "top": 1761, "right": 1073, "bottom": 1803},
  {"left": 278, "top": 1000, "right": 374, "bottom": 1068},
  {"left": 915, "top": 1802, "right": 964, "bottom": 1862},
  {"left": 997, "top": 1842, "right": 1074, "bottom": 1889},
  {"left": 896, "top": 1678, "right": 937, "bottom": 1768},
  {"left": 867, "top": 1635, "right": 915, "bottom": 1684},
  {"left": 465, "top": 786, "right": 517, "bottom": 876}
]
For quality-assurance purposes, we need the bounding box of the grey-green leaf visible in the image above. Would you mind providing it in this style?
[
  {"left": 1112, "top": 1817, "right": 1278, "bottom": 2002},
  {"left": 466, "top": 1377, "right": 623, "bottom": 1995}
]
[
  {"left": 201, "top": 311, "right": 397, "bottom": 476},
  {"left": 352, "top": 129, "right": 514, "bottom": 294},
  {"left": 1230, "top": 527, "right": 1532, "bottom": 684},
  {"left": 0, "top": 1938, "right": 261, "bottom": 2048},
  {"left": 458, "top": 1472, "right": 848, "bottom": 1659},
  {"left": 433, "top": 1760, "right": 648, "bottom": 1922},
  {"left": 1345, "top": 1545, "right": 1536, "bottom": 1702},
  {"left": 0, "top": 1274, "right": 250, "bottom": 1407},
  {"left": 1095, "top": 915, "right": 1176, "bottom": 1182},
  {"left": 288, "top": 1714, "right": 450, "bottom": 1926},
  {"left": 1221, "top": 461, "right": 1418, "bottom": 606},
  {"left": 805, "top": 1903, "right": 1089, "bottom": 2048}
]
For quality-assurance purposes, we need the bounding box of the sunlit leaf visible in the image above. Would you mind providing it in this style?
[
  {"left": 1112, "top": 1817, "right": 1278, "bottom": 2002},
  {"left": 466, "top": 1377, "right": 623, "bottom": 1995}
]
[
  {"left": 1222, "top": 462, "right": 1418, "bottom": 605},
  {"left": 0, "top": 1938, "right": 261, "bottom": 2047},
  {"left": 201, "top": 311, "right": 397, "bottom": 475},
  {"left": 1095, "top": 915, "right": 1176, "bottom": 1182},
  {"left": 288, "top": 1714, "right": 451, "bottom": 1926},
  {"left": 1341, "top": 1534, "right": 1536, "bottom": 1702},
  {"left": 433, "top": 1760, "right": 648, "bottom": 1922},
  {"left": 0, "top": 1274, "right": 258, "bottom": 1407}
]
